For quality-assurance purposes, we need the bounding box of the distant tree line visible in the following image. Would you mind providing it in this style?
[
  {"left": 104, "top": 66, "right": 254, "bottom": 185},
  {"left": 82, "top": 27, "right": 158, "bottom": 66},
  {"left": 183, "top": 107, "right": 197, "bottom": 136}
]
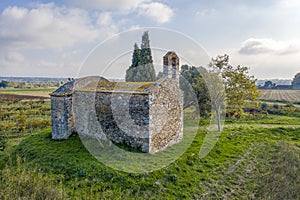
[
  {"left": 0, "top": 81, "right": 62, "bottom": 89},
  {"left": 258, "top": 80, "right": 292, "bottom": 90}
]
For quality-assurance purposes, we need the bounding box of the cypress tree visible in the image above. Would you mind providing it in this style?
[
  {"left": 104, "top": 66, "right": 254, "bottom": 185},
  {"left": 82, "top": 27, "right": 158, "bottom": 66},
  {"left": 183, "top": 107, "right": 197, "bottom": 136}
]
[
  {"left": 130, "top": 43, "right": 141, "bottom": 68},
  {"left": 126, "top": 31, "right": 156, "bottom": 82},
  {"left": 141, "top": 31, "right": 153, "bottom": 65}
]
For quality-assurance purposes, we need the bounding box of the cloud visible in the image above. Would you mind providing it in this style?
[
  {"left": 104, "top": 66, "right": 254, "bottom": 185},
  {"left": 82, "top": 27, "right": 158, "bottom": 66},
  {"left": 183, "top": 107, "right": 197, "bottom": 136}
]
[
  {"left": 0, "top": 51, "right": 30, "bottom": 74},
  {"left": 0, "top": 3, "right": 119, "bottom": 50},
  {"left": 196, "top": 9, "right": 216, "bottom": 17},
  {"left": 0, "top": 1, "right": 173, "bottom": 52},
  {"left": 4, "top": 51, "right": 25, "bottom": 62},
  {"left": 239, "top": 38, "right": 299, "bottom": 55},
  {"left": 138, "top": 2, "right": 173, "bottom": 24},
  {"left": 0, "top": 1, "right": 174, "bottom": 77},
  {"left": 0, "top": 49, "right": 82, "bottom": 77},
  {"left": 97, "top": 12, "right": 112, "bottom": 26},
  {"left": 65, "top": 0, "right": 174, "bottom": 24},
  {"left": 64, "top": 0, "right": 144, "bottom": 11},
  {"left": 279, "top": 0, "right": 300, "bottom": 8},
  {"left": 127, "top": 25, "right": 141, "bottom": 31}
]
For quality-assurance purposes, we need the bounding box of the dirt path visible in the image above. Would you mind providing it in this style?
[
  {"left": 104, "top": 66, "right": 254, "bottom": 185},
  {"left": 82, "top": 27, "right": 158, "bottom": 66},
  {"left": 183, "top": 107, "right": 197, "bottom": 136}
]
[{"left": 222, "top": 142, "right": 261, "bottom": 199}]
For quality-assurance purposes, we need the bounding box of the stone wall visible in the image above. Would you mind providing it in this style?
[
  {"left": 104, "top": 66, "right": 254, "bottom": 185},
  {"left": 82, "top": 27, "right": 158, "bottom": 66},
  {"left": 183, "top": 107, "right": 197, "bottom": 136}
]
[
  {"left": 149, "top": 78, "right": 183, "bottom": 153},
  {"left": 51, "top": 96, "right": 74, "bottom": 139},
  {"left": 73, "top": 91, "right": 151, "bottom": 152},
  {"left": 51, "top": 76, "right": 108, "bottom": 140},
  {"left": 72, "top": 92, "right": 102, "bottom": 139}
]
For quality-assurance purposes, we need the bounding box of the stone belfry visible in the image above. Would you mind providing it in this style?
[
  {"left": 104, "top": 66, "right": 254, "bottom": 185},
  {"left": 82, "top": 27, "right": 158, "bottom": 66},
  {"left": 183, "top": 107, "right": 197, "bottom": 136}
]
[{"left": 163, "top": 51, "right": 179, "bottom": 80}]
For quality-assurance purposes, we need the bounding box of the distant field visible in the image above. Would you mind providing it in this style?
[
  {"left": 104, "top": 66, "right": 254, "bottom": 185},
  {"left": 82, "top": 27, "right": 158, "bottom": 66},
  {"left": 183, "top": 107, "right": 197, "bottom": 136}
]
[
  {"left": 259, "top": 90, "right": 300, "bottom": 102},
  {"left": 0, "top": 88, "right": 55, "bottom": 98}
]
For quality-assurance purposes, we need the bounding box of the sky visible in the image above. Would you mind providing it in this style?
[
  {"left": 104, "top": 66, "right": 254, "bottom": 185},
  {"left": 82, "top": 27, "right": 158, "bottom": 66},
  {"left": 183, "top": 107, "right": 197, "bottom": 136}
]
[{"left": 0, "top": 0, "right": 299, "bottom": 79}]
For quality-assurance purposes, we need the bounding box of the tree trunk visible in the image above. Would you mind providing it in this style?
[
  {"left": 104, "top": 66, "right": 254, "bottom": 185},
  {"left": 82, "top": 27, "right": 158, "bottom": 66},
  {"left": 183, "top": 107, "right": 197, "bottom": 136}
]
[{"left": 216, "top": 106, "right": 222, "bottom": 132}]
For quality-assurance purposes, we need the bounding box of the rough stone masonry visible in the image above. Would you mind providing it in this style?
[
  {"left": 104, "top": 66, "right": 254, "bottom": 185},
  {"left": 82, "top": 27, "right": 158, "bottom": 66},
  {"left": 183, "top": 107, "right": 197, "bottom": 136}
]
[{"left": 50, "top": 51, "right": 183, "bottom": 153}]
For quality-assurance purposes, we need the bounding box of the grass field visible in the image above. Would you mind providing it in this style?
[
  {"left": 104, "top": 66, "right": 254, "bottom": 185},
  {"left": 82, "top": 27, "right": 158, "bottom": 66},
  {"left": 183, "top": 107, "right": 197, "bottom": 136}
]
[
  {"left": 259, "top": 89, "right": 300, "bottom": 102},
  {"left": 0, "top": 114, "right": 299, "bottom": 199}
]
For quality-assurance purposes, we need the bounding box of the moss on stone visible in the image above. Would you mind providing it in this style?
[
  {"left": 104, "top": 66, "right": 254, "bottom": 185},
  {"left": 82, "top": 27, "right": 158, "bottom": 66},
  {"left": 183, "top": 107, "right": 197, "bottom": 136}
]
[{"left": 78, "top": 81, "right": 155, "bottom": 94}]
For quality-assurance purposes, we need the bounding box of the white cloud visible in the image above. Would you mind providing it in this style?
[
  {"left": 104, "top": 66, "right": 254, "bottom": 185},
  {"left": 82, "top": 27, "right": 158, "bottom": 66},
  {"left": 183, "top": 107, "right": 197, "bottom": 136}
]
[
  {"left": 97, "top": 12, "right": 112, "bottom": 26},
  {"left": 0, "top": 1, "right": 175, "bottom": 77},
  {"left": 0, "top": 3, "right": 119, "bottom": 50},
  {"left": 196, "top": 9, "right": 216, "bottom": 17},
  {"left": 138, "top": 2, "right": 173, "bottom": 24},
  {"left": 0, "top": 51, "right": 81, "bottom": 77},
  {"left": 4, "top": 51, "right": 25, "bottom": 62},
  {"left": 65, "top": 0, "right": 174, "bottom": 24},
  {"left": 0, "top": 1, "right": 173, "bottom": 52},
  {"left": 239, "top": 38, "right": 299, "bottom": 55},
  {"left": 64, "top": 0, "right": 144, "bottom": 11},
  {"left": 0, "top": 51, "right": 30, "bottom": 76},
  {"left": 279, "top": 0, "right": 300, "bottom": 8},
  {"left": 128, "top": 25, "right": 141, "bottom": 31}
]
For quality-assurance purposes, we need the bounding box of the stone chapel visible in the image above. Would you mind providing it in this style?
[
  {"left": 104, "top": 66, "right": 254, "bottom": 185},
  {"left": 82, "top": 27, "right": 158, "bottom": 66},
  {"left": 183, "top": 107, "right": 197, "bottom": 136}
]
[{"left": 50, "top": 51, "right": 183, "bottom": 153}]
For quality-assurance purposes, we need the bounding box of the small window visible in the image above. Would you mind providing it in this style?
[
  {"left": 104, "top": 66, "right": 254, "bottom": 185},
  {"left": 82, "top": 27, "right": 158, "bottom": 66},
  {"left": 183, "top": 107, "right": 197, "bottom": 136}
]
[
  {"left": 172, "top": 57, "right": 177, "bottom": 66},
  {"left": 163, "top": 57, "right": 168, "bottom": 65}
]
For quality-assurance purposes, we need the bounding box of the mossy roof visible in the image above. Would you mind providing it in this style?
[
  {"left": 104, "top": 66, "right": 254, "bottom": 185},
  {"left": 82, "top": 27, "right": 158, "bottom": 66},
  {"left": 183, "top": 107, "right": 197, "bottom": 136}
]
[
  {"left": 50, "top": 76, "right": 110, "bottom": 97},
  {"left": 51, "top": 77, "right": 160, "bottom": 97},
  {"left": 50, "top": 79, "right": 75, "bottom": 97},
  {"left": 78, "top": 81, "right": 156, "bottom": 94}
]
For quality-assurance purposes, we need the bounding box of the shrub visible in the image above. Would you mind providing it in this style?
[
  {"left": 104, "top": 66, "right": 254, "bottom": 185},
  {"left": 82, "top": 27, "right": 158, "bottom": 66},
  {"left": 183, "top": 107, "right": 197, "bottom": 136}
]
[
  {"left": 267, "top": 108, "right": 284, "bottom": 115},
  {"left": 285, "top": 103, "right": 294, "bottom": 107},
  {"left": 273, "top": 103, "right": 280, "bottom": 109},
  {"left": 261, "top": 102, "right": 268, "bottom": 111}
]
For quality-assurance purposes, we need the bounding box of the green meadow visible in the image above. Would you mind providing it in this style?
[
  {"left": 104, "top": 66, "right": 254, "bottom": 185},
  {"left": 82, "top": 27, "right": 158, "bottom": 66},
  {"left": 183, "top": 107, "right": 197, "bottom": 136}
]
[{"left": 1, "top": 112, "right": 299, "bottom": 199}]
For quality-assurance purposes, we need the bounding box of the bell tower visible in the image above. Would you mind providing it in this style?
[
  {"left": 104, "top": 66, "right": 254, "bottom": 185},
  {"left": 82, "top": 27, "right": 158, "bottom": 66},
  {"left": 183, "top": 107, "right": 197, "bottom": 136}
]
[{"left": 163, "top": 51, "right": 179, "bottom": 79}]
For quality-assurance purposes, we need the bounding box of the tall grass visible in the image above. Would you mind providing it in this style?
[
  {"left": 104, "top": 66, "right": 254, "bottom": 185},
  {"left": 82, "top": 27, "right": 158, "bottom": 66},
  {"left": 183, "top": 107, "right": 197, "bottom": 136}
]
[
  {"left": 0, "top": 157, "right": 67, "bottom": 200},
  {"left": 256, "top": 143, "right": 300, "bottom": 199}
]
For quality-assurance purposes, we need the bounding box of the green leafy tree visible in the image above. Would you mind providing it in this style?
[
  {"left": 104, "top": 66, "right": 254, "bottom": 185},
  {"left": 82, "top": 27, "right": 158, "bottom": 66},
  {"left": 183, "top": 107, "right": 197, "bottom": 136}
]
[
  {"left": 156, "top": 71, "right": 164, "bottom": 80},
  {"left": 0, "top": 81, "right": 8, "bottom": 88},
  {"left": 125, "top": 31, "right": 156, "bottom": 82},
  {"left": 181, "top": 65, "right": 201, "bottom": 85},
  {"left": 200, "top": 67, "right": 226, "bottom": 131},
  {"left": 192, "top": 76, "right": 211, "bottom": 117},
  {"left": 264, "top": 80, "right": 273, "bottom": 88},
  {"left": 180, "top": 65, "right": 211, "bottom": 117},
  {"left": 209, "top": 54, "right": 259, "bottom": 117}
]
